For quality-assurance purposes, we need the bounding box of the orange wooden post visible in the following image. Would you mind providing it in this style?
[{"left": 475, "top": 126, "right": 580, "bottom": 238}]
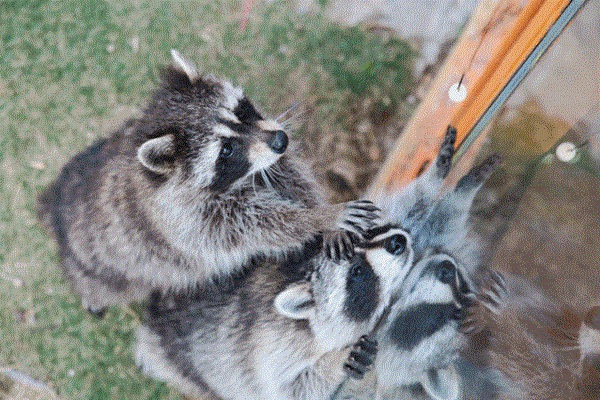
[{"left": 367, "top": 0, "right": 571, "bottom": 197}]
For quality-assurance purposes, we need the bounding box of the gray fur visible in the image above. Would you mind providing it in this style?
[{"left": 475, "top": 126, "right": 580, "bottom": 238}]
[
  {"left": 37, "top": 51, "right": 375, "bottom": 311},
  {"left": 337, "top": 126, "right": 500, "bottom": 399},
  {"left": 135, "top": 226, "right": 414, "bottom": 400}
]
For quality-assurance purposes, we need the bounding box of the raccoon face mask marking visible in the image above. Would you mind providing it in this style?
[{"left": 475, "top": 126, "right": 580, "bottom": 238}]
[
  {"left": 136, "top": 50, "right": 290, "bottom": 194},
  {"left": 275, "top": 226, "right": 414, "bottom": 354}
]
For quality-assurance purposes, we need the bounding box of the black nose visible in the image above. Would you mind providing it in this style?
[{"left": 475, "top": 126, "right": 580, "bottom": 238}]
[
  {"left": 434, "top": 260, "right": 456, "bottom": 284},
  {"left": 267, "top": 130, "right": 288, "bottom": 154}
]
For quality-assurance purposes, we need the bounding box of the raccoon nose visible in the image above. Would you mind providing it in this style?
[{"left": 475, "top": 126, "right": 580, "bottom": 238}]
[
  {"left": 435, "top": 260, "right": 456, "bottom": 284},
  {"left": 268, "top": 130, "right": 288, "bottom": 154}
]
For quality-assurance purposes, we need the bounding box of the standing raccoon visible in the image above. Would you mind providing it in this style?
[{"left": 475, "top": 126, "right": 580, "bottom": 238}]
[
  {"left": 38, "top": 50, "right": 378, "bottom": 314},
  {"left": 336, "top": 126, "right": 501, "bottom": 400},
  {"left": 135, "top": 225, "right": 414, "bottom": 400}
]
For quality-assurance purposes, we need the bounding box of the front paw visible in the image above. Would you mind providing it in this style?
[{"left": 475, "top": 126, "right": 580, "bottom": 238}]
[
  {"left": 343, "top": 335, "right": 378, "bottom": 380},
  {"left": 323, "top": 230, "right": 355, "bottom": 263},
  {"left": 478, "top": 270, "right": 507, "bottom": 314},
  {"left": 338, "top": 200, "right": 382, "bottom": 238}
]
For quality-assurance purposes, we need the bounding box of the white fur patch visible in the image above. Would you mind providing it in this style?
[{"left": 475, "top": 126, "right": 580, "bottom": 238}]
[
  {"left": 192, "top": 139, "right": 221, "bottom": 187},
  {"left": 257, "top": 119, "right": 284, "bottom": 132},
  {"left": 579, "top": 323, "right": 600, "bottom": 359},
  {"left": 213, "top": 124, "right": 238, "bottom": 138},
  {"left": 220, "top": 79, "right": 244, "bottom": 110},
  {"left": 247, "top": 142, "right": 281, "bottom": 174},
  {"left": 219, "top": 109, "right": 241, "bottom": 124}
]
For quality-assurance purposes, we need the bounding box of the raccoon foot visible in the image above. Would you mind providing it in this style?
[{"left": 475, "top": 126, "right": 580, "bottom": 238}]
[
  {"left": 87, "top": 306, "right": 107, "bottom": 319},
  {"left": 323, "top": 230, "right": 356, "bottom": 263},
  {"left": 344, "top": 335, "right": 378, "bottom": 380},
  {"left": 338, "top": 200, "right": 381, "bottom": 238}
]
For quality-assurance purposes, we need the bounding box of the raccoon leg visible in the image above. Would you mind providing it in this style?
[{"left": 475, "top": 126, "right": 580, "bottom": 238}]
[
  {"left": 135, "top": 326, "right": 217, "bottom": 399},
  {"left": 62, "top": 252, "right": 150, "bottom": 314}
]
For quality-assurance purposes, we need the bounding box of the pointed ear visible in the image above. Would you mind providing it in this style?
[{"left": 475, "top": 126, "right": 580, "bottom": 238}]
[
  {"left": 420, "top": 365, "right": 461, "bottom": 400},
  {"left": 137, "top": 135, "right": 176, "bottom": 174},
  {"left": 170, "top": 49, "right": 199, "bottom": 82},
  {"left": 274, "top": 282, "right": 315, "bottom": 320}
]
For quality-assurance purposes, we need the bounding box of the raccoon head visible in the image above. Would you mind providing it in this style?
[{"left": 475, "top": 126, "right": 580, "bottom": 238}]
[
  {"left": 375, "top": 252, "right": 473, "bottom": 400},
  {"left": 274, "top": 226, "right": 413, "bottom": 354},
  {"left": 135, "top": 50, "right": 289, "bottom": 194},
  {"left": 371, "top": 126, "right": 501, "bottom": 399}
]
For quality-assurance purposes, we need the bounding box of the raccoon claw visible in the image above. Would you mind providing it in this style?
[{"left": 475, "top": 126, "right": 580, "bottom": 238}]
[
  {"left": 478, "top": 270, "right": 507, "bottom": 314},
  {"left": 344, "top": 335, "right": 378, "bottom": 380},
  {"left": 339, "top": 200, "right": 382, "bottom": 238},
  {"left": 323, "top": 231, "right": 355, "bottom": 262},
  {"left": 459, "top": 312, "right": 480, "bottom": 334},
  {"left": 87, "top": 306, "right": 106, "bottom": 319}
]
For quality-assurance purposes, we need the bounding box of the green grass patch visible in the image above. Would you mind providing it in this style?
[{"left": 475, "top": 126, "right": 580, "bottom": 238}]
[{"left": 0, "top": 0, "right": 413, "bottom": 398}]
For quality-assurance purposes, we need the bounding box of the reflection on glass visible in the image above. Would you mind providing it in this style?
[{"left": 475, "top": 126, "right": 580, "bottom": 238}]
[{"left": 469, "top": 0, "right": 600, "bottom": 311}]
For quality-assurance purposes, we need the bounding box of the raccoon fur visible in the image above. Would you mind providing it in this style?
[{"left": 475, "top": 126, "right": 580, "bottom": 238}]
[
  {"left": 135, "top": 225, "right": 414, "bottom": 400},
  {"left": 37, "top": 50, "right": 378, "bottom": 313},
  {"left": 460, "top": 270, "right": 600, "bottom": 400},
  {"left": 336, "top": 126, "right": 501, "bottom": 400}
]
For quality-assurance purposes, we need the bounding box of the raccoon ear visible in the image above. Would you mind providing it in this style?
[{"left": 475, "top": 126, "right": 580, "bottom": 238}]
[
  {"left": 170, "top": 49, "right": 199, "bottom": 82},
  {"left": 137, "top": 135, "right": 176, "bottom": 175},
  {"left": 420, "top": 365, "right": 461, "bottom": 400},
  {"left": 274, "top": 282, "right": 315, "bottom": 320}
]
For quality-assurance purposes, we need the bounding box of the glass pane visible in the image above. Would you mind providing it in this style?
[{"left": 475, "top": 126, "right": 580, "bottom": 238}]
[{"left": 468, "top": 0, "right": 600, "bottom": 311}]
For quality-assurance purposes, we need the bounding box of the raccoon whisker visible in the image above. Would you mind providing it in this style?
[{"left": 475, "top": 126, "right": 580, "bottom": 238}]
[
  {"left": 264, "top": 170, "right": 279, "bottom": 190},
  {"left": 261, "top": 170, "right": 274, "bottom": 191},
  {"left": 275, "top": 101, "right": 300, "bottom": 123},
  {"left": 266, "top": 167, "right": 285, "bottom": 187},
  {"left": 264, "top": 166, "right": 287, "bottom": 189},
  {"left": 557, "top": 344, "right": 581, "bottom": 352},
  {"left": 252, "top": 171, "right": 258, "bottom": 196},
  {"left": 266, "top": 165, "right": 286, "bottom": 180}
]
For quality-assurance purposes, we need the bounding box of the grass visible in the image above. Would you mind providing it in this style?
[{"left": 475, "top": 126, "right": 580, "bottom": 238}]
[{"left": 0, "top": 0, "right": 414, "bottom": 398}]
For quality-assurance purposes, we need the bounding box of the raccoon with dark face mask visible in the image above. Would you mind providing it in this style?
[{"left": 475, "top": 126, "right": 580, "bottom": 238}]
[
  {"left": 135, "top": 225, "right": 413, "bottom": 400},
  {"left": 37, "top": 50, "right": 378, "bottom": 315},
  {"left": 337, "top": 126, "right": 501, "bottom": 400}
]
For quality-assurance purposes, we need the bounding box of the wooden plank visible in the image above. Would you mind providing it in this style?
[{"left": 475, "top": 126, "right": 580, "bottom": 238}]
[{"left": 367, "top": 0, "right": 571, "bottom": 197}]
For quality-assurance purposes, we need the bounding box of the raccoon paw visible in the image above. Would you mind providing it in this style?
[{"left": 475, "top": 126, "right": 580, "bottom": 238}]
[
  {"left": 478, "top": 270, "right": 507, "bottom": 314},
  {"left": 87, "top": 306, "right": 107, "bottom": 319},
  {"left": 323, "top": 230, "right": 356, "bottom": 262},
  {"left": 344, "top": 335, "right": 378, "bottom": 380},
  {"left": 338, "top": 200, "right": 382, "bottom": 238}
]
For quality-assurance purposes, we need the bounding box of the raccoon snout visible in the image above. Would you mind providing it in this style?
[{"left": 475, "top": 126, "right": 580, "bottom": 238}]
[{"left": 267, "top": 130, "right": 288, "bottom": 154}]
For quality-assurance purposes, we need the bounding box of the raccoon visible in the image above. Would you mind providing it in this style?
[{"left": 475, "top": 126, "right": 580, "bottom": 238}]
[
  {"left": 461, "top": 270, "right": 600, "bottom": 400},
  {"left": 336, "top": 126, "right": 501, "bottom": 399},
  {"left": 134, "top": 225, "right": 414, "bottom": 400},
  {"left": 37, "top": 50, "right": 379, "bottom": 315}
]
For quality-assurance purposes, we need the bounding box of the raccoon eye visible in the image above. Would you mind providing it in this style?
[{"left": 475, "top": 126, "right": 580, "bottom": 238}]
[
  {"left": 350, "top": 261, "right": 364, "bottom": 281},
  {"left": 384, "top": 234, "right": 407, "bottom": 256},
  {"left": 435, "top": 260, "right": 456, "bottom": 284},
  {"left": 220, "top": 142, "right": 234, "bottom": 158}
]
